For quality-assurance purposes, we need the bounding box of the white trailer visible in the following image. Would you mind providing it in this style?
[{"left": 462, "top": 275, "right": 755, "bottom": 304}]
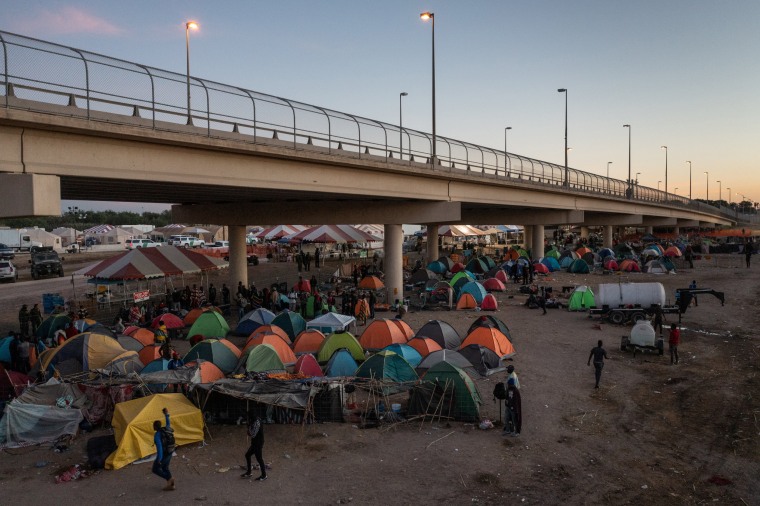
[{"left": 0, "top": 228, "right": 44, "bottom": 251}]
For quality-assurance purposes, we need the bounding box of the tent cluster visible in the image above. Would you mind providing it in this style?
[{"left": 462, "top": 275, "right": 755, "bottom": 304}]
[{"left": 541, "top": 241, "right": 681, "bottom": 275}]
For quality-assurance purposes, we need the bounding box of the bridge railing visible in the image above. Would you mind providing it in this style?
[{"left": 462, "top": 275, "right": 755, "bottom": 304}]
[{"left": 0, "top": 31, "right": 745, "bottom": 224}]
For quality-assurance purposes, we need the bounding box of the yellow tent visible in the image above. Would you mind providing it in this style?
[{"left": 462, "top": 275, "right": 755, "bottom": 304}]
[{"left": 106, "top": 393, "right": 204, "bottom": 470}]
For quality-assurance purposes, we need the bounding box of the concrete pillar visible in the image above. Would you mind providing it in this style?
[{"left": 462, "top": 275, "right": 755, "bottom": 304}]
[
  {"left": 384, "top": 224, "right": 404, "bottom": 305},
  {"left": 426, "top": 223, "right": 439, "bottom": 263},
  {"left": 603, "top": 225, "right": 613, "bottom": 248},
  {"left": 645, "top": 226, "right": 653, "bottom": 235},
  {"left": 228, "top": 225, "right": 248, "bottom": 294},
  {"left": 524, "top": 226, "right": 533, "bottom": 251},
  {"left": 532, "top": 225, "right": 545, "bottom": 259},
  {"left": 580, "top": 226, "right": 589, "bottom": 239},
  {"left": 673, "top": 226, "right": 680, "bottom": 237}
]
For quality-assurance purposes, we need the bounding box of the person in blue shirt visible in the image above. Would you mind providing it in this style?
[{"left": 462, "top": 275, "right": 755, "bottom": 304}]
[{"left": 153, "top": 407, "right": 175, "bottom": 491}]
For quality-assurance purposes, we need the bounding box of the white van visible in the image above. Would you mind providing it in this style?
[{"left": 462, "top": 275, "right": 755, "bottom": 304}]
[
  {"left": 168, "top": 235, "right": 206, "bottom": 248},
  {"left": 125, "top": 239, "right": 161, "bottom": 249}
]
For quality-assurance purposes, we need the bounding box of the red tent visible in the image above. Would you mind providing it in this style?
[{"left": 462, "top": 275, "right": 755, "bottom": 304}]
[
  {"left": 480, "top": 293, "right": 498, "bottom": 311},
  {"left": 288, "top": 225, "right": 380, "bottom": 243},
  {"left": 78, "top": 246, "right": 228, "bottom": 280},
  {"left": 294, "top": 354, "right": 323, "bottom": 377},
  {"left": 483, "top": 278, "right": 506, "bottom": 291}
]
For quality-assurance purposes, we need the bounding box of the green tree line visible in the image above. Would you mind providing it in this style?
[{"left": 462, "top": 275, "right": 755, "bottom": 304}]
[{"left": 0, "top": 209, "right": 173, "bottom": 230}]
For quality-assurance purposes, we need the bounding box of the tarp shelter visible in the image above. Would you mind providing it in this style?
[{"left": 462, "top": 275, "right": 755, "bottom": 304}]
[
  {"left": 246, "top": 325, "right": 291, "bottom": 345},
  {"left": 417, "top": 362, "right": 482, "bottom": 421},
  {"left": 184, "top": 339, "right": 241, "bottom": 374},
  {"left": 236, "top": 308, "right": 276, "bottom": 336},
  {"left": 568, "top": 259, "right": 590, "bottom": 274},
  {"left": 407, "top": 337, "right": 443, "bottom": 357},
  {"left": 359, "top": 319, "right": 408, "bottom": 351},
  {"left": 468, "top": 315, "right": 513, "bottom": 341},
  {"left": 293, "top": 329, "right": 327, "bottom": 356},
  {"left": 307, "top": 312, "right": 356, "bottom": 335},
  {"left": 34, "top": 331, "right": 137, "bottom": 377},
  {"left": 187, "top": 311, "right": 230, "bottom": 339},
  {"left": 461, "top": 327, "right": 516, "bottom": 358},
  {"left": 480, "top": 293, "right": 498, "bottom": 311},
  {"left": 381, "top": 343, "right": 423, "bottom": 368},
  {"left": 243, "top": 334, "right": 296, "bottom": 365},
  {"left": 239, "top": 344, "right": 286, "bottom": 373},
  {"left": 415, "top": 320, "right": 462, "bottom": 350},
  {"left": 0, "top": 400, "right": 83, "bottom": 448},
  {"left": 316, "top": 332, "right": 364, "bottom": 363},
  {"left": 293, "top": 354, "right": 323, "bottom": 377},
  {"left": 105, "top": 393, "right": 204, "bottom": 470},
  {"left": 355, "top": 350, "right": 418, "bottom": 383},
  {"left": 568, "top": 286, "right": 596, "bottom": 311},
  {"left": 78, "top": 246, "right": 228, "bottom": 280},
  {"left": 324, "top": 349, "right": 359, "bottom": 377},
  {"left": 456, "top": 292, "right": 478, "bottom": 310},
  {"left": 271, "top": 311, "right": 307, "bottom": 341}
]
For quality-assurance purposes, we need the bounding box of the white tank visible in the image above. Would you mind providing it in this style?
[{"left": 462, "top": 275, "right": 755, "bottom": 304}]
[
  {"left": 597, "top": 282, "right": 666, "bottom": 308},
  {"left": 630, "top": 320, "right": 656, "bottom": 347}
]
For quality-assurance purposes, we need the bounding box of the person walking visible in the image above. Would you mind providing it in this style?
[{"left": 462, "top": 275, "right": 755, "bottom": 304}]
[
  {"left": 241, "top": 413, "right": 267, "bottom": 481},
  {"left": 744, "top": 241, "right": 753, "bottom": 268},
  {"left": 29, "top": 304, "right": 43, "bottom": 335},
  {"left": 652, "top": 305, "right": 666, "bottom": 337},
  {"left": 587, "top": 339, "right": 609, "bottom": 389},
  {"left": 689, "top": 280, "right": 698, "bottom": 306},
  {"left": 18, "top": 304, "right": 30, "bottom": 338},
  {"left": 668, "top": 323, "right": 680, "bottom": 365},
  {"left": 152, "top": 407, "right": 175, "bottom": 491},
  {"left": 368, "top": 290, "right": 376, "bottom": 320},
  {"left": 502, "top": 378, "right": 522, "bottom": 437}
]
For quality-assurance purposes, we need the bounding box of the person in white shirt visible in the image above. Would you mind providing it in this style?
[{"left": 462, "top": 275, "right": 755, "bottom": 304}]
[{"left": 506, "top": 364, "right": 520, "bottom": 390}]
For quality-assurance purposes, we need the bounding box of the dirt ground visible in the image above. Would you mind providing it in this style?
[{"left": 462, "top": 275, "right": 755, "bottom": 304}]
[{"left": 0, "top": 252, "right": 758, "bottom": 505}]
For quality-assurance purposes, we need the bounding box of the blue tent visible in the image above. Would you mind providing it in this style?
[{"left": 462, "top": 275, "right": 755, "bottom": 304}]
[
  {"left": 0, "top": 336, "right": 13, "bottom": 364},
  {"left": 381, "top": 343, "right": 423, "bottom": 367},
  {"left": 540, "top": 257, "right": 561, "bottom": 272},
  {"left": 559, "top": 256, "right": 574, "bottom": 268},
  {"left": 598, "top": 248, "right": 615, "bottom": 259},
  {"left": 426, "top": 261, "right": 447, "bottom": 274},
  {"left": 271, "top": 310, "right": 307, "bottom": 341},
  {"left": 140, "top": 358, "right": 171, "bottom": 374},
  {"left": 568, "top": 258, "right": 590, "bottom": 274},
  {"left": 324, "top": 348, "right": 358, "bottom": 377},
  {"left": 459, "top": 281, "right": 488, "bottom": 304},
  {"left": 236, "top": 308, "right": 276, "bottom": 335}
]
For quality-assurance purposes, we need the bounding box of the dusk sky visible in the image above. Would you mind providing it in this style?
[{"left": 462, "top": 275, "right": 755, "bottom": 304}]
[{"left": 4, "top": 1, "right": 760, "bottom": 216}]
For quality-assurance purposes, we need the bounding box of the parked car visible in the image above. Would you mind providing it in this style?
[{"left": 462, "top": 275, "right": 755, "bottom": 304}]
[
  {"left": 212, "top": 241, "right": 230, "bottom": 248},
  {"left": 0, "top": 260, "right": 18, "bottom": 282},
  {"left": 125, "top": 239, "right": 161, "bottom": 249},
  {"left": 168, "top": 235, "right": 206, "bottom": 248},
  {"left": 0, "top": 243, "right": 15, "bottom": 260}
]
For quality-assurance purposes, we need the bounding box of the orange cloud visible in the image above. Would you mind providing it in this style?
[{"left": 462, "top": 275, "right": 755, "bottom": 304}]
[{"left": 13, "top": 6, "right": 124, "bottom": 36}]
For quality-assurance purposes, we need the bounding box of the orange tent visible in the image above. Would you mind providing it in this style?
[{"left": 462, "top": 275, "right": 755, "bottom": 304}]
[
  {"left": 456, "top": 292, "right": 478, "bottom": 310},
  {"left": 126, "top": 327, "right": 156, "bottom": 347},
  {"left": 391, "top": 319, "right": 415, "bottom": 341},
  {"left": 183, "top": 306, "right": 221, "bottom": 326},
  {"left": 185, "top": 360, "right": 225, "bottom": 383},
  {"left": 293, "top": 329, "right": 326, "bottom": 355},
  {"left": 244, "top": 334, "right": 296, "bottom": 364},
  {"left": 407, "top": 337, "right": 443, "bottom": 357},
  {"left": 503, "top": 249, "right": 519, "bottom": 261},
  {"left": 358, "top": 275, "right": 385, "bottom": 290},
  {"left": 247, "top": 324, "right": 291, "bottom": 345},
  {"left": 576, "top": 247, "right": 592, "bottom": 257},
  {"left": 460, "top": 327, "right": 515, "bottom": 358},
  {"left": 359, "top": 319, "right": 407, "bottom": 350},
  {"left": 138, "top": 345, "right": 162, "bottom": 366}
]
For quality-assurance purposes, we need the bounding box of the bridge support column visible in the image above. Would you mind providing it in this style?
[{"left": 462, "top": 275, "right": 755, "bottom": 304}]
[
  {"left": 673, "top": 226, "right": 680, "bottom": 236},
  {"left": 580, "top": 226, "right": 589, "bottom": 239},
  {"left": 523, "top": 226, "right": 533, "bottom": 252},
  {"left": 532, "top": 225, "right": 544, "bottom": 260},
  {"left": 645, "top": 226, "right": 653, "bottom": 235},
  {"left": 228, "top": 225, "right": 248, "bottom": 295},
  {"left": 384, "top": 224, "right": 404, "bottom": 306},
  {"left": 426, "top": 223, "right": 439, "bottom": 263},
  {"left": 603, "top": 226, "right": 613, "bottom": 248}
]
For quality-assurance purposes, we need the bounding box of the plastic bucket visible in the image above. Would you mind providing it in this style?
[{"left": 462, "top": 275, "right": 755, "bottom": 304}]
[{"left": 391, "top": 403, "right": 401, "bottom": 413}]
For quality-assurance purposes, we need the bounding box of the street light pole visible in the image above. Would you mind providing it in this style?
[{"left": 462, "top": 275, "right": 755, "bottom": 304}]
[
  {"left": 558, "top": 89, "right": 568, "bottom": 186},
  {"left": 623, "top": 124, "right": 631, "bottom": 199},
  {"left": 606, "top": 161, "right": 612, "bottom": 193},
  {"left": 717, "top": 180, "right": 721, "bottom": 203},
  {"left": 686, "top": 160, "right": 692, "bottom": 200},
  {"left": 504, "top": 126, "right": 512, "bottom": 174},
  {"left": 658, "top": 181, "right": 662, "bottom": 191},
  {"left": 185, "top": 21, "right": 198, "bottom": 126},
  {"left": 726, "top": 187, "right": 731, "bottom": 205},
  {"left": 660, "top": 145, "right": 668, "bottom": 197},
  {"left": 420, "top": 12, "right": 436, "bottom": 164},
  {"left": 399, "top": 92, "right": 408, "bottom": 159},
  {"left": 704, "top": 171, "right": 709, "bottom": 201}
]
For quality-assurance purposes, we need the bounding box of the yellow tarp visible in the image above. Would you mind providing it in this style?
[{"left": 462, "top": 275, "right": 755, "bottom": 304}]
[{"left": 106, "top": 393, "right": 204, "bottom": 470}]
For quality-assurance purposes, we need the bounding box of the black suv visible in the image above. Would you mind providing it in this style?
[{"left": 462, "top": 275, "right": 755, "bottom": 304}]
[
  {"left": 29, "top": 246, "right": 64, "bottom": 279},
  {"left": 0, "top": 243, "right": 14, "bottom": 260}
]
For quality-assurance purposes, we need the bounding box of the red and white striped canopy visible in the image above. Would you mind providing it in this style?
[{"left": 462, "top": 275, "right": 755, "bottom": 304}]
[
  {"left": 77, "top": 246, "right": 228, "bottom": 280},
  {"left": 254, "top": 225, "right": 308, "bottom": 240},
  {"left": 288, "top": 225, "right": 382, "bottom": 243}
]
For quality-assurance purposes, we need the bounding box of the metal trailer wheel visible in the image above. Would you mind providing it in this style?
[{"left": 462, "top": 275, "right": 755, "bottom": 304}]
[
  {"left": 631, "top": 312, "right": 647, "bottom": 323},
  {"left": 610, "top": 311, "right": 625, "bottom": 325}
]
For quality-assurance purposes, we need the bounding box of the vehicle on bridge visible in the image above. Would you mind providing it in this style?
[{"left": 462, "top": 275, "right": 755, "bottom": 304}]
[
  {"left": 29, "top": 246, "right": 64, "bottom": 280},
  {"left": 168, "top": 235, "right": 206, "bottom": 248}
]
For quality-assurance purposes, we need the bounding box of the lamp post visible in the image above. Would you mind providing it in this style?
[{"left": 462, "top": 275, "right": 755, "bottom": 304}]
[
  {"left": 686, "top": 160, "right": 692, "bottom": 199},
  {"left": 623, "top": 124, "right": 631, "bottom": 199},
  {"left": 704, "top": 171, "right": 709, "bottom": 201},
  {"left": 504, "top": 126, "right": 512, "bottom": 174},
  {"left": 660, "top": 145, "right": 668, "bottom": 196},
  {"left": 185, "top": 21, "right": 199, "bottom": 125},
  {"left": 726, "top": 187, "right": 731, "bottom": 205},
  {"left": 674, "top": 187, "right": 679, "bottom": 195},
  {"left": 399, "top": 92, "right": 408, "bottom": 159},
  {"left": 420, "top": 12, "right": 436, "bottom": 164},
  {"left": 717, "top": 180, "right": 721, "bottom": 204},
  {"left": 657, "top": 180, "right": 662, "bottom": 191},
  {"left": 635, "top": 171, "right": 640, "bottom": 199},
  {"left": 606, "top": 161, "right": 612, "bottom": 193},
  {"left": 558, "top": 88, "right": 568, "bottom": 186}
]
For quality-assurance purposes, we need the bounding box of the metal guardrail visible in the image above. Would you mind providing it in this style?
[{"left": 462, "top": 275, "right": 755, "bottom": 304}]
[{"left": 0, "top": 30, "right": 754, "bottom": 225}]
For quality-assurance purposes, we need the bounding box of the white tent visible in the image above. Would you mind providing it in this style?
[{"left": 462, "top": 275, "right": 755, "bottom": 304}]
[{"left": 306, "top": 312, "right": 356, "bottom": 334}]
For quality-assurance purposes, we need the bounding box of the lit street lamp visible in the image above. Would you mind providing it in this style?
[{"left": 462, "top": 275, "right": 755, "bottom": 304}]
[
  {"left": 726, "top": 187, "right": 731, "bottom": 205},
  {"left": 660, "top": 145, "right": 668, "bottom": 196},
  {"left": 686, "top": 160, "right": 692, "bottom": 199},
  {"left": 704, "top": 171, "right": 709, "bottom": 201},
  {"left": 420, "top": 12, "right": 436, "bottom": 164},
  {"left": 606, "top": 161, "right": 612, "bottom": 193},
  {"left": 504, "top": 126, "right": 512, "bottom": 174},
  {"left": 674, "top": 187, "right": 679, "bottom": 195},
  {"left": 623, "top": 124, "right": 631, "bottom": 198},
  {"left": 185, "top": 21, "right": 199, "bottom": 125},
  {"left": 558, "top": 88, "right": 568, "bottom": 186},
  {"left": 399, "top": 92, "right": 408, "bottom": 159}
]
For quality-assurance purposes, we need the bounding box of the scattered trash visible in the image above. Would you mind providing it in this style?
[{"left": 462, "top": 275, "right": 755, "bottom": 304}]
[
  {"left": 217, "top": 467, "right": 230, "bottom": 473},
  {"left": 284, "top": 454, "right": 291, "bottom": 459},
  {"left": 478, "top": 419, "right": 494, "bottom": 430},
  {"left": 34, "top": 461, "right": 48, "bottom": 468},
  {"left": 641, "top": 485, "right": 648, "bottom": 489}
]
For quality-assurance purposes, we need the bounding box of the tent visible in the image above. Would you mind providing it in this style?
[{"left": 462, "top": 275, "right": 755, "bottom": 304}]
[
  {"left": 359, "top": 319, "right": 408, "bottom": 351},
  {"left": 391, "top": 319, "right": 415, "bottom": 341},
  {"left": 293, "top": 329, "right": 327, "bottom": 356},
  {"left": 426, "top": 260, "right": 447, "bottom": 274},
  {"left": 358, "top": 275, "right": 385, "bottom": 290},
  {"left": 568, "top": 286, "right": 596, "bottom": 311},
  {"left": 271, "top": 311, "right": 307, "bottom": 341},
  {"left": 78, "top": 246, "right": 228, "bottom": 281},
  {"left": 417, "top": 362, "right": 482, "bottom": 422},
  {"left": 459, "top": 281, "right": 488, "bottom": 304},
  {"left": 287, "top": 224, "right": 380, "bottom": 243},
  {"left": 316, "top": 332, "right": 364, "bottom": 363},
  {"left": 140, "top": 358, "right": 170, "bottom": 374},
  {"left": 106, "top": 393, "right": 204, "bottom": 470},
  {"left": 0, "top": 336, "right": 14, "bottom": 364},
  {"left": 235, "top": 308, "right": 276, "bottom": 335},
  {"left": 458, "top": 344, "right": 503, "bottom": 376},
  {"left": 468, "top": 315, "right": 512, "bottom": 341},
  {"left": 324, "top": 349, "right": 359, "bottom": 377},
  {"left": 293, "top": 354, "right": 323, "bottom": 377},
  {"left": 410, "top": 269, "right": 438, "bottom": 285},
  {"left": 480, "top": 293, "right": 498, "bottom": 311},
  {"left": 381, "top": 343, "right": 423, "bottom": 368},
  {"left": 576, "top": 247, "right": 592, "bottom": 257},
  {"left": 72, "top": 318, "right": 98, "bottom": 333},
  {"left": 493, "top": 269, "right": 509, "bottom": 283},
  {"left": 449, "top": 271, "right": 474, "bottom": 288},
  {"left": 482, "top": 278, "right": 506, "bottom": 292},
  {"left": 355, "top": 350, "right": 418, "bottom": 383},
  {"left": 544, "top": 247, "right": 561, "bottom": 259},
  {"left": 184, "top": 307, "right": 221, "bottom": 326},
  {"left": 540, "top": 257, "right": 561, "bottom": 272},
  {"left": 184, "top": 360, "right": 225, "bottom": 384},
  {"left": 465, "top": 257, "right": 489, "bottom": 274},
  {"left": 34, "top": 331, "right": 136, "bottom": 377},
  {"left": 151, "top": 314, "right": 185, "bottom": 330},
  {"left": 138, "top": 345, "right": 163, "bottom": 366},
  {"left": 246, "top": 324, "right": 291, "bottom": 346},
  {"left": 568, "top": 259, "right": 590, "bottom": 274},
  {"left": 254, "top": 224, "right": 308, "bottom": 240},
  {"left": 417, "top": 349, "right": 476, "bottom": 375},
  {"left": 415, "top": 320, "right": 462, "bottom": 350},
  {"left": 126, "top": 327, "right": 159, "bottom": 346},
  {"left": 460, "top": 327, "right": 516, "bottom": 358},
  {"left": 187, "top": 311, "right": 230, "bottom": 339},
  {"left": 456, "top": 292, "right": 478, "bottom": 310},
  {"left": 559, "top": 256, "right": 574, "bottom": 269},
  {"left": 239, "top": 344, "right": 286, "bottom": 373},
  {"left": 306, "top": 312, "right": 356, "bottom": 335},
  {"left": 243, "top": 334, "right": 296, "bottom": 365},
  {"left": 184, "top": 339, "right": 241, "bottom": 374},
  {"left": 407, "top": 337, "right": 443, "bottom": 358},
  {"left": 603, "top": 258, "right": 619, "bottom": 271},
  {"left": 644, "top": 259, "right": 673, "bottom": 274},
  {"left": 664, "top": 246, "right": 682, "bottom": 258},
  {"left": 533, "top": 262, "right": 549, "bottom": 274},
  {"left": 619, "top": 259, "right": 641, "bottom": 272},
  {"left": 35, "top": 313, "right": 72, "bottom": 341}
]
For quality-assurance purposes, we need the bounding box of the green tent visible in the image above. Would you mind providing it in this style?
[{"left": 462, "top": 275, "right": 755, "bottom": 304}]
[
  {"left": 544, "top": 247, "right": 560, "bottom": 259},
  {"left": 568, "top": 286, "right": 595, "bottom": 311},
  {"left": 239, "top": 343, "right": 286, "bottom": 373},
  {"left": 355, "top": 350, "right": 418, "bottom": 383},
  {"left": 449, "top": 271, "right": 474, "bottom": 288},
  {"left": 187, "top": 311, "right": 230, "bottom": 339},
  {"left": 316, "top": 331, "right": 365, "bottom": 363},
  {"left": 420, "top": 361, "right": 482, "bottom": 422},
  {"left": 35, "top": 313, "right": 72, "bottom": 341},
  {"left": 568, "top": 258, "right": 590, "bottom": 274},
  {"left": 271, "top": 311, "right": 307, "bottom": 341}
]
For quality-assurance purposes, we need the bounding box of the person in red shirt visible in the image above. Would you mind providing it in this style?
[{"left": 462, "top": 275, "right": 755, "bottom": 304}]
[{"left": 668, "top": 323, "right": 680, "bottom": 365}]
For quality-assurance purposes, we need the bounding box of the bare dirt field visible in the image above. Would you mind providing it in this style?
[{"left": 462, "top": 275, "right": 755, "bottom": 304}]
[{"left": 0, "top": 252, "right": 758, "bottom": 505}]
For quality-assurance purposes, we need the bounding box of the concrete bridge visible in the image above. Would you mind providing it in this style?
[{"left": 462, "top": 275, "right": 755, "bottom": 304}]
[{"left": 0, "top": 31, "right": 747, "bottom": 298}]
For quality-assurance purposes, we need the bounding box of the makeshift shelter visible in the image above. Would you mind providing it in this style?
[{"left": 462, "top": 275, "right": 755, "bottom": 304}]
[
  {"left": 236, "top": 308, "right": 276, "bottom": 336},
  {"left": 184, "top": 339, "right": 241, "bottom": 374},
  {"left": 34, "top": 331, "right": 137, "bottom": 377},
  {"left": 482, "top": 278, "right": 506, "bottom": 292},
  {"left": 243, "top": 334, "right": 296, "bottom": 365},
  {"left": 324, "top": 349, "right": 358, "bottom": 377},
  {"left": 407, "top": 337, "right": 443, "bottom": 357},
  {"left": 293, "top": 329, "right": 327, "bottom": 356},
  {"left": 293, "top": 354, "right": 323, "bottom": 377},
  {"left": 355, "top": 350, "right": 418, "bottom": 383},
  {"left": 409, "top": 362, "right": 481, "bottom": 422},
  {"left": 187, "top": 311, "right": 230, "bottom": 339},
  {"left": 415, "top": 320, "right": 462, "bottom": 350},
  {"left": 458, "top": 344, "right": 503, "bottom": 376},
  {"left": 359, "top": 319, "right": 408, "bottom": 351},
  {"left": 271, "top": 311, "right": 307, "bottom": 341},
  {"left": 568, "top": 258, "right": 590, "bottom": 274},
  {"left": 358, "top": 275, "right": 385, "bottom": 290},
  {"left": 460, "top": 327, "right": 515, "bottom": 358},
  {"left": 381, "top": 343, "right": 423, "bottom": 368},
  {"left": 456, "top": 292, "right": 478, "bottom": 310},
  {"left": 239, "top": 344, "right": 286, "bottom": 374},
  {"left": 568, "top": 286, "right": 596, "bottom": 311},
  {"left": 0, "top": 400, "right": 83, "bottom": 448},
  {"left": 106, "top": 393, "right": 204, "bottom": 470},
  {"left": 246, "top": 325, "right": 291, "bottom": 345},
  {"left": 480, "top": 293, "right": 498, "bottom": 311},
  {"left": 316, "top": 332, "right": 364, "bottom": 363}
]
